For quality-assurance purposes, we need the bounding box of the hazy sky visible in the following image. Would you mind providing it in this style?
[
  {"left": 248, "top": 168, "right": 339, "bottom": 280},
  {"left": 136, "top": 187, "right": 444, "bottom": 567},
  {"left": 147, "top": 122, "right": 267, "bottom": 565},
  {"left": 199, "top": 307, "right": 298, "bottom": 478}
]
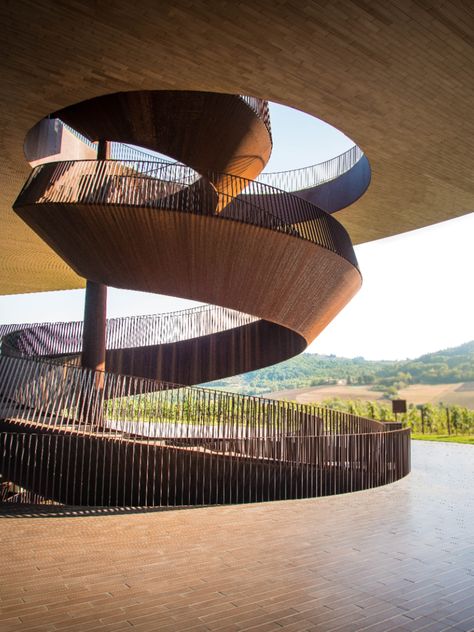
[
  {"left": 312, "top": 212, "right": 474, "bottom": 360},
  {"left": 1, "top": 103, "right": 472, "bottom": 360}
]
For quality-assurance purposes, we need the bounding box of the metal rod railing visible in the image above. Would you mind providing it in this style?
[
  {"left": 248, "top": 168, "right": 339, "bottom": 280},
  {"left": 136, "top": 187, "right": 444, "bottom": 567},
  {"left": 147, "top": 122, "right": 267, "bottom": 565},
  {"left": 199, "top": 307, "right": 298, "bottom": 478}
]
[
  {"left": 15, "top": 159, "right": 359, "bottom": 268},
  {"left": 0, "top": 354, "right": 410, "bottom": 507},
  {"left": 1, "top": 105, "right": 409, "bottom": 508},
  {"left": 257, "top": 145, "right": 364, "bottom": 191},
  {"left": 0, "top": 305, "right": 257, "bottom": 359}
]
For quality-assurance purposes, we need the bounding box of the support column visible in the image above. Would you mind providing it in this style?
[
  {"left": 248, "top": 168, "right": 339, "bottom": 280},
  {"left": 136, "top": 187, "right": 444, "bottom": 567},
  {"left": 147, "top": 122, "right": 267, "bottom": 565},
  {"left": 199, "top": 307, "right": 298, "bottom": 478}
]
[
  {"left": 81, "top": 280, "right": 107, "bottom": 372},
  {"left": 97, "top": 139, "right": 110, "bottom": 160},
  {"left": 78, "top": 139, "right": 109, "bottom": 427},
  {"left": 81, "top": 137, "right": 109, "bottom": 372},
  {"left": 80, "top": 280, "right": 107, "bottom": 428}
]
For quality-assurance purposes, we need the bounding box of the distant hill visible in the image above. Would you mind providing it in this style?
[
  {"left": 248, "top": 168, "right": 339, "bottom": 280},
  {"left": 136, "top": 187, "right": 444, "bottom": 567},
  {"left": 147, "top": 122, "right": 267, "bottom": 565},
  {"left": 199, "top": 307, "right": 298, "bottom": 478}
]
[
  {"left": 203, "top": 341, "right": 474, "bottom": 398},
  {"left": 267, "top": 382, "right": 474, "bottom": 409}
]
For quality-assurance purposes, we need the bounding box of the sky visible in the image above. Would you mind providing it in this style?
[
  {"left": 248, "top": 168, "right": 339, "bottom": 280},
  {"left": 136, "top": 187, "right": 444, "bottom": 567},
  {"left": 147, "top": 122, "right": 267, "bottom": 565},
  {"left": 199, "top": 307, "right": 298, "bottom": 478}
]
[{"left": 1, "top": 103, "right": 473, "bottom": 361}]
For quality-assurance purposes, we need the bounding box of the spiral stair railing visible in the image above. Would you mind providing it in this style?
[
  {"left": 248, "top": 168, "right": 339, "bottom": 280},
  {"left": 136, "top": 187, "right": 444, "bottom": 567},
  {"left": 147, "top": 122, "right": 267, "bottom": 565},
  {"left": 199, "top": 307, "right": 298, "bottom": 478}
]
[
  {"left": 257, "top": 145, "right": 364, "bottom": 191},
  {"left": 0, "top": 305, "right": 258, "bottom": 359},
  {"left": 0, "top": 91, "right": 409, "bottom": 507},
  {"left": 0, "top": 353, "right": 410, "bottom": 507},
  {"left": 15, "top": 158, "right": 358, "bottom": 263},
  {"left": 62, "top": 116, "right": 362, "bottom": 197}
]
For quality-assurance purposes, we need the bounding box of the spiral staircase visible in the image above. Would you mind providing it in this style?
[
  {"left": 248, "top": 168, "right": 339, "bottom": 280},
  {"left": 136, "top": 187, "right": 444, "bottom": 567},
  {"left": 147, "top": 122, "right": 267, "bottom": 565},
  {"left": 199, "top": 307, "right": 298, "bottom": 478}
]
[{"left": 0, "top": 92, "right": 410, "bottom": 506}]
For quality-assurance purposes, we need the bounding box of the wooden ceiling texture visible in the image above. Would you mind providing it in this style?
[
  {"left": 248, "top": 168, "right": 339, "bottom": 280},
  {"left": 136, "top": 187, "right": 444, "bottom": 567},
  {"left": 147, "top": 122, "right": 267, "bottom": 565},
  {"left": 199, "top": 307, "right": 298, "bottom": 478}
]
[{"left": 1, "top": 0, "right": 473, "bottom": 295}]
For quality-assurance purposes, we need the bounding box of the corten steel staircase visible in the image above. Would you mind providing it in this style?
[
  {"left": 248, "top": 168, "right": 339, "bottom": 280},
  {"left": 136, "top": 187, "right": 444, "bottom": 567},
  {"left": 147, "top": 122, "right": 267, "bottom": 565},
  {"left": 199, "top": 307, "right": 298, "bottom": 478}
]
[{"left": 0, "top": 92, "right": 410, "bottom": 506}]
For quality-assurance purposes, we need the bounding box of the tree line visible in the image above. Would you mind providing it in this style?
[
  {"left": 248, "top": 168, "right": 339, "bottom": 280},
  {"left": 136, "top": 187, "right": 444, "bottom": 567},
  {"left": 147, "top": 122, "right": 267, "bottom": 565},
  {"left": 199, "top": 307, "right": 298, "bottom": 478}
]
[
  {"left": 319, "top": 398, "right": 474, "bottom": 435},
  {"left": 205, "top": 340, "right": 474, "bottom": 398}
]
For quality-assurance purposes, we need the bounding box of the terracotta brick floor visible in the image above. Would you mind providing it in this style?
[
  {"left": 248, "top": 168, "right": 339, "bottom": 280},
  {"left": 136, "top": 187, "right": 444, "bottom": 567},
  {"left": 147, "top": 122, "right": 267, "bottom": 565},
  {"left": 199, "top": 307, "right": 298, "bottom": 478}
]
[{"left": 0, "top": 441, "right": 473, "bottom": 632}]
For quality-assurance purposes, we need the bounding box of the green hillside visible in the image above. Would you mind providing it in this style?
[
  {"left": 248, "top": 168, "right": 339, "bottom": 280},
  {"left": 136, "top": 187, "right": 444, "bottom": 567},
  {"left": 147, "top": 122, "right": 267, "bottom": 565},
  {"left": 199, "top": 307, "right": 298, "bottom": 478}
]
[{"left": 203, "top": 341, "right": 474, "bottom": 397}]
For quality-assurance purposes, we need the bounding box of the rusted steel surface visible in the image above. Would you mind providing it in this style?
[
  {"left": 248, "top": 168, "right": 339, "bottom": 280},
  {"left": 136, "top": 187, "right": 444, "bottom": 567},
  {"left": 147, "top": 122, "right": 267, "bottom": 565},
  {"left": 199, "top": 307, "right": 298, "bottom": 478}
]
[
  {"left": 12, "top": 157, "right": 361, "bottom": 383},
  {"left": 81, "top": 280, "right": 107, "bottom": 373},
  {"left": 14, "top": 159, "right": 359, "bottom": 266},
  {"left": 256, "top": 146, "right": 371, "bottom": 214},
  {"left": 0, "top": 355, "right": 410, "bottom": 507},
  {"left": 0, "top": 91, "right": 409, "bottom": 506},
  {"left": 52, "top": 91, "right": 273, "bottom": 200},
  {"left": 1, "top": 313, "right": 305, "bottom": 386}
]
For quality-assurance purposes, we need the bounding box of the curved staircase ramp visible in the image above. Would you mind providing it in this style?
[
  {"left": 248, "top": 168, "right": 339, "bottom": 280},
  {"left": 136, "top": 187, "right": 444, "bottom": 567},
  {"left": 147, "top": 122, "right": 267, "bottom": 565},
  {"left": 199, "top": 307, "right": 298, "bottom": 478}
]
[{"left": 0, "top": 91, "right": 409, "bottom": 507}]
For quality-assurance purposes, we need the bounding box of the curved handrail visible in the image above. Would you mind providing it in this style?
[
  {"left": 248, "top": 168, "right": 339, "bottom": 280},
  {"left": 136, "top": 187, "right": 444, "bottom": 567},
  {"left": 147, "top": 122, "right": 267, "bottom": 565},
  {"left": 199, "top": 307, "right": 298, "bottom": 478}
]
[
  {"left": 109, "top": 142, "right": 177, "bottom": 164},
  {"left": 0, "top": 305, "right": 258, "bottom": 358},
  {"left": 257, "top": 145, "right": 364, "bottom": 191},
  {"left": 14, "top": 157, "right": 364, "bottom": 387},
  {"left": 60, "top": 120, "right": 98, "bottom": 150},
  {"left": 60, "top": 118, "right": 360, "bottom": 194},
  {"left": 48, "top": 119, "right": 365, "bottom": 212},
  {"left": 59, "top": 93, "right": 272, "bottom": 147},
  {"left": 60, "top": 120, "right": 181, "bottom": 165},
  {"left": 1, "top": 91, "right": 411, "bottom": 507},
  {"left": 239, "top": 95, "right": 272, "bottom": 138},
  {"left": 0, "top": 353, "right": 386, "bottom": 438},
  {"left": 16, "top": 159, "right": 359, "bottom": 268},
  {"left": 0, "top": 352, "right": 410, "bottom": 506}
]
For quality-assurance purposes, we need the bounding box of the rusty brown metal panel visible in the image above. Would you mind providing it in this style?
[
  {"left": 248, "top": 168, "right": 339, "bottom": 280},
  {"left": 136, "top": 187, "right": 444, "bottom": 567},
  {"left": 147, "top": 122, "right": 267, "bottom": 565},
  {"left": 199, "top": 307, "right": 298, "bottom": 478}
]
[
  {"left": 0, "top": 355, "right": 411, "bottom": 507},
  {"left": 0, "top": 88, "right": 409, "bottom": 508}
]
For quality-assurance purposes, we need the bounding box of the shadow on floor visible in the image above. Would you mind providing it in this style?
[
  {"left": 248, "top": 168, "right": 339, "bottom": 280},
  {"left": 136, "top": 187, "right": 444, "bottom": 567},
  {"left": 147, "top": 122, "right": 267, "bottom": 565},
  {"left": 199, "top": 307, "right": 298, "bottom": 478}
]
[{"left": 0, "top": 503, "right": 211, "bottom": 519}]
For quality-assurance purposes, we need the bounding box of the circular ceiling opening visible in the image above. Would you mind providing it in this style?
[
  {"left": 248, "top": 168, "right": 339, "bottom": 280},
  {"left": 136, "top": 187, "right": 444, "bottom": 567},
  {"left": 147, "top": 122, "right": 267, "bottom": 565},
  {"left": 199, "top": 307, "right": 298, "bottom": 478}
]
[{"left": 263, "top": 101, "right": 357, "bottom": 173}]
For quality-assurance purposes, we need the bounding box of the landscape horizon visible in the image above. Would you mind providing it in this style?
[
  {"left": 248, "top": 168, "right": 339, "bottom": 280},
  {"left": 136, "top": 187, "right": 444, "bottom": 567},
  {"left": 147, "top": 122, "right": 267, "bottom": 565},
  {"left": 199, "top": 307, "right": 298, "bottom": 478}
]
[{"left": 204, "top": 339, "right": 474, "bottom": 408}]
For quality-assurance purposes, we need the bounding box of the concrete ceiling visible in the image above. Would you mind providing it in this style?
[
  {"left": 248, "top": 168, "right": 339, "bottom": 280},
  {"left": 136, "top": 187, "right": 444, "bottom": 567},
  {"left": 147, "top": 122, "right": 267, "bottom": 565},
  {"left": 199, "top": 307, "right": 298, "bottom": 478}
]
[{"left": 1, "top": 0, "right": 473, "bottom": 294}]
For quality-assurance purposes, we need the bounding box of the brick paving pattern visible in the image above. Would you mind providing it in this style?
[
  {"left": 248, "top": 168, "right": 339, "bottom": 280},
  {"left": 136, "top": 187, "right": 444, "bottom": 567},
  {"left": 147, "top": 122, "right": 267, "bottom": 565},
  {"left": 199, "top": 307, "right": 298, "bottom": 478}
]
[{"left": 1, "top": 441, "right": 473, "bottom": 631}]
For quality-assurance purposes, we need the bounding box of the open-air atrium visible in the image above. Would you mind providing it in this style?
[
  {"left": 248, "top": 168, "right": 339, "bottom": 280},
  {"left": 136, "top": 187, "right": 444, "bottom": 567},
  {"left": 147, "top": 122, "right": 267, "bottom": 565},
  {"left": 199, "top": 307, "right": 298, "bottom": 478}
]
[{"left": 0, "top": 2, "right": 473, "bottom": 631}]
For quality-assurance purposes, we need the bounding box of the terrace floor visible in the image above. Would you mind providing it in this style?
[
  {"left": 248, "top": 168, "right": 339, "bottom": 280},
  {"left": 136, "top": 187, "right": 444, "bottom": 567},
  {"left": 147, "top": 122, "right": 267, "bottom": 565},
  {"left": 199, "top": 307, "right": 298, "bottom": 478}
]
[{"left": 1, "top": 441, "right": 473, "bottom": 632}]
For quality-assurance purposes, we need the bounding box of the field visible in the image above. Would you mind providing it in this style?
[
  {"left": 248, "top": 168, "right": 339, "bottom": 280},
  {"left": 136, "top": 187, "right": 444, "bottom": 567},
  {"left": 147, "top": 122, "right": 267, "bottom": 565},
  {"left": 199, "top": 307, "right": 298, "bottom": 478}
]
[
  {"left": 268, "top": 382, "right": 474, "bottom": 407},
  {"left": 411, "top": 434, "right": 474, "bottom": 445}
]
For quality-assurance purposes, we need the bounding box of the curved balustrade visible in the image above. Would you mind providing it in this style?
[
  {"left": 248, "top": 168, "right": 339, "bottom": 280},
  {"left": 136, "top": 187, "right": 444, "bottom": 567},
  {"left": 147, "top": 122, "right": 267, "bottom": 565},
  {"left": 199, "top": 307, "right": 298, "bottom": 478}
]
[
  {"left": 1, "top": 90, "right": 409, "bottom": 507},
  {"left": 258, "top": 145, "right": 364, "bottom": 190},
  {"left": 16, "top": 158, "right": 358, "bottom": 266},
  {"left": 256, "top": 145, "right": 371, "bottom": 214},
  {"left": 61, "top": 118, "right": 361, "bottom": 203},
  {"left": 0, "top": 306, "right": 258, "bottom": 358},
  {"left": 0, "top": 354, "right": 410, "bottom": 506},
  {"left": 109, "top": 142, "right": 175, "bottom": 164},
  {"left": 106, "top": 137, "right": 369, "bottom": 215},
  {"left": 12, "top": 160, "right": 360, "bottom": 384},
  {"left": 61, "top": 120, "right": 98, "bottom": 150},
  {"left": 58, "top": 93, "right": 272, "bottom": 158},
  {"left": 26, "top": 113, "right": 366, "bottom": 215},
  {"left": 239, "top": 95, "right": 272, "bottom": 137}
]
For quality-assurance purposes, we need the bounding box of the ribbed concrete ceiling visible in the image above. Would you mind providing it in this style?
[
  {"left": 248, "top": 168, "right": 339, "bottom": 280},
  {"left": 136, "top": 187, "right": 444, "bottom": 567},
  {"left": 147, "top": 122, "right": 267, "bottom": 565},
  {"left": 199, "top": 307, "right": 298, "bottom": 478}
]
[{"left": 1, "top": 0, "right": 473, "bottom": 294}]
